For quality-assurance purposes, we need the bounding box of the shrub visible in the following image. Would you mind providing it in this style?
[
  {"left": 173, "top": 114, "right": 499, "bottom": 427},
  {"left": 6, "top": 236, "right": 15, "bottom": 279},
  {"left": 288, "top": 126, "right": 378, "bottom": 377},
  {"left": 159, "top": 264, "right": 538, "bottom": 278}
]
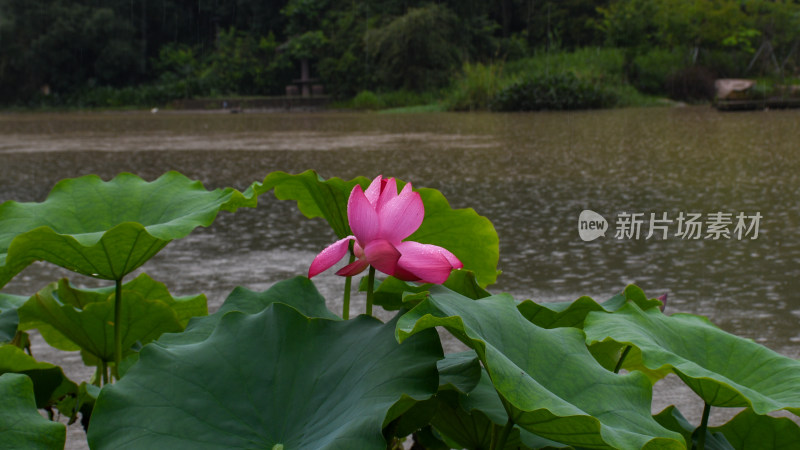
[
  {"left": 504, "top": 48, "right": 626, "bottom": 84},
  {"left": 490, "top": 73, "right": 618, "bottom": 111},
  {"left": 665, "top": 66, "right": 716, "bottom": 101},
  {"left": 630, "top": 48, "right": 686, "bottom": 94},
  {"left": 376, "top": 90, "right": 437, "bottom": 108},
  {"left": 351, "top": 90, "right": 383, "bottom": 110},
  {"left": 445, "top": 62, "right": 505, "bottom": 111}
]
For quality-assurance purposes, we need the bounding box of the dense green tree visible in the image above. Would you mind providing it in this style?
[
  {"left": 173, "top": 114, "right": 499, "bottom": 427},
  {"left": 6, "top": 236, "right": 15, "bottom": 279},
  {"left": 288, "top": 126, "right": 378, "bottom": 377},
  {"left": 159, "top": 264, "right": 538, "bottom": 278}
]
[
  {"left": 365, "top": 4, "right": 465, "bottom": 91},
  {"left": 0, "top": 0, "right": 140, "bottom": 101},
  {"left": 3, "top": 0, "right": 800, "bottom": 105}
]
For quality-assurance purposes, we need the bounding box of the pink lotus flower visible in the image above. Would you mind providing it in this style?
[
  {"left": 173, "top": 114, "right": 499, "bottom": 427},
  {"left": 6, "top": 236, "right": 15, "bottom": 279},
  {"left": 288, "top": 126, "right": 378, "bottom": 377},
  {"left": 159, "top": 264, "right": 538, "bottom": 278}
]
[{"left": 309, "top": 175, "right": 462, "bottom": 284}]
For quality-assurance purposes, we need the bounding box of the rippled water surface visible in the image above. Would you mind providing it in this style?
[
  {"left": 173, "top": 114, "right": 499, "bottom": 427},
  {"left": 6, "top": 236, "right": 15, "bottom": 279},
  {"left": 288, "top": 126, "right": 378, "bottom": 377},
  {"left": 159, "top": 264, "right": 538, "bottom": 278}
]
[{"left": 1, "top": 107, "right": 798, "bottom": 445}]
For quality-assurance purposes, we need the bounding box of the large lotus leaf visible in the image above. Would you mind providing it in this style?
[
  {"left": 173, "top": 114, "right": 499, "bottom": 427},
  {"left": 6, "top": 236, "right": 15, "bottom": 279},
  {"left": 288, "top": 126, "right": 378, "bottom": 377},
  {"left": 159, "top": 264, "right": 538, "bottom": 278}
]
[
  {"left": 260, "top": 171, "right": 500, "bottom": 287},
  {"left": 259, "top": 170, "right": 369, "bottom": 238},
  {"left": 364, "top": 270, "right": 490, "bottom": 311},
  {"left": 652, "top": 406, "right": 695, "bottom": 447},
  {"left": 653, "top": 406, "right": 731, "bottom": 450},
  {"left": 158, "top": 276, "right": 338, "bottom": 347},
  {"left": 433, "top": 368, "right": 569, "bottom": 450},
  {"left": 656, "top": 405, "right": 800, "bottom": 449},
  {"left": 437, "top": 350, "right": 482, "bottom": 394},
  {"left": 518, "top": 285, "right": 663, "bottom": 329},
  {"left": 409, "top": 187, "right": 499, "bottom": 287},
  {"left": 18, "top": 274, "right": 207, "bottom": 363},
  {"left": 710, "top": 409, "right": 800, "bottom": 449},
  {"left": 0, "top": 292, "right": 26, "bottom": 342},
  {"left": 396, "top": 286, "right": 686, "bottom": 449},
  {"left": 383, "top": 351, "right": 484, "bottom": 444},
  {"left": 88, "top": 303, "right": 442, "bottom": 449},
  {"left": 0, "top": 344, "right": 77, "bottom": 410},
  {"left": 587, "top": 339, "right": 674, "bottom": 384},
  {"left": 0, "top": 171, "right": 258, "bottom": 286},
  {"left": 433, "top": 390, "right": 529, "bottom": 450},
  {"left": 0, "top": 373, "right": 66, "bottom": 450},
  {"left": 76, "top": 382, "right": 102, "bottom": 432},
  {"left": 584, "top": 302, "right": 800, "bottom": 414}
]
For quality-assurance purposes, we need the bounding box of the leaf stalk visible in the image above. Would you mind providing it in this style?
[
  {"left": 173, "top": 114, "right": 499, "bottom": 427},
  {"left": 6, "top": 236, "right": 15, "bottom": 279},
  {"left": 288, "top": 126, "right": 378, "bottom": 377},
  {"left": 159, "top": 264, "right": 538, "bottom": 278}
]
[
  {"left": 342, "top": 242, "right": 355, "bottom": 319},
  {"left": 696, "top": 402, "right": 711, "bottom": 450},
  {"left": 113, "top": 277, "right": 123, "bottom": 380},
  {"left": 614, "top": 345, "right": 632, "bottom": 374},
  {"left": 366, "top": 266, "right": 376, "bottom": 316}
]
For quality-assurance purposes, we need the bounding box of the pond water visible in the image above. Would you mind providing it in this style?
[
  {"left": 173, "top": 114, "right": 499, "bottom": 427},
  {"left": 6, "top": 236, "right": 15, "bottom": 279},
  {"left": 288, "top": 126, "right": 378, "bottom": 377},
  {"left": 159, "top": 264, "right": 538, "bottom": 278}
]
[{"left": 1, "top": 107, "right": 798, "bottom": 446}]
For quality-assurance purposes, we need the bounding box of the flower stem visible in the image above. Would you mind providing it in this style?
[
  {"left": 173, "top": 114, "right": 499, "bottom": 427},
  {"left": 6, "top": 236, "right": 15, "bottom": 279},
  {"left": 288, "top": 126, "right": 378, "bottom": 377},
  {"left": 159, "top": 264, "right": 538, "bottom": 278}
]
[
  {"left": 101, "top": 360, "right": 109, "bottom": 386},
  {"left": 614, "top": 345, "right": 632, "bottom": 374},
  {"left": 696, "top": 402, "right": 711, "bottom": 450},
  {"left": 342, "top": 246, "right": 356, "bottom": 320},
  {"left": 366, "top": 266, "right": 376, "bottom": 316},
  {"left": 492, "top": 417, "right": 514, "bottom": 450},
  {"left": 113, "top": 277, "right": 122, "bottom": 380},
  {"left": 93, "top": 365, "right": 102, "bottom": 387}
]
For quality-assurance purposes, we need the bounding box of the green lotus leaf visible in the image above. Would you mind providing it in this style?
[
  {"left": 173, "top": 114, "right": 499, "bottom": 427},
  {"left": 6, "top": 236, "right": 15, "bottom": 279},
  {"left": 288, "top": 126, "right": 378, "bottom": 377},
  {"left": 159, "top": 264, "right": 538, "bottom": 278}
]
[
  {"left": 260, "top": 171, "right": 500, "bottom": 287},
  {"left": 77, "top": 382, "right": 101, "bottom": 430},
  {"left": 397, "top": 286, "right": 686, "bottom": 449},
  {"left": 518, "top": 285, "right": 663, "bottom": 329},
  {"left": 0, "top": 344, "right": 77, "bottom": 410},
  {"left": 433, "top": 389, "right": 531, "bottom": 450},
  {"left": 0, "top": 293, "right": 26, "bottom": 342},
  {"left": 0, "top": 171, "right": 258, "bottom": 286},
  {"left": 410, "top": 187, "right": 499, "bottom": 287},
  {"left": 584, "top": 302, "right": 800, "bottom": 414},
  {"left": 259, "top": 170, "right": 369, "bottom": 238},
  {"left": 158, "top": 276, "right": 338, "bottom": 347},
  {"left": 383, "top": 351, "right": 483, "bottom": 445},
  {"left": 435, "top": 367, "right": 571, "bottom": 450},
  {"left": 383, "top": 398, "right": 437, "bottom": 439},
  {"left": 88, "top": 303, "right": 442, "bottom": 449},
  {"left": 362, "top": 275, "right": 430, "bottom": 310},
  {"left": 656, "top": 405, "right": 800, "bottom": 449},
  {"left": 710, "top": 409, "right": 800, "bottom": 449},
  {"left": 587, "top": 338, "right": 674, "bottom": 383},
  {"left": 387, "top": 351, "right": 559, "bottom": 450},
  {"left": 437, "top": 350, "right": 482, "bottom": 394},
  {"left": 653, "top": 406, "right": 732, "bottom": 450},
  {"left": 18, "top": 274, "right": 207, "bottom": 364},
  {"left": 364, "top": 270, "right": 490, "bottom": 311},
  {"left": 410, "top": 426, "right": 451, "bottom": 449},
  {"left": 0, "top": 373, "right": 65, "bottom": 450}
]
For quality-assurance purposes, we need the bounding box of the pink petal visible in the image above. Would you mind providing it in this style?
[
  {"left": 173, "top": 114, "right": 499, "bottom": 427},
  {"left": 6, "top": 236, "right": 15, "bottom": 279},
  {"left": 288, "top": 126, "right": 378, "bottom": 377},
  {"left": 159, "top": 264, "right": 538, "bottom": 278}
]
[
  {"left": 396, "top": 241, "right": 461, "bottom": 284},
  {"left": 347, "top": 185, "right": 379, "bottom": 245},
  {"left": 378, "top": 183, "right": 424, "bottom": 243},
  {"left": 335, "top": 258, "right": 370, "bottom": 277},
  {"left": 438, "top": 246, "right": 463, "bottom": 270},
  {"left": 309, "top": 236, "right": 355, "bottom": 278},
  {"left": 363, "top": 239, "right": 401, "bottom": 276},
  {"left": 364, "top": 175, "right": 383, "bottom": 206},
  {"left": 391, "top": 265, "right": 421, "bottom": 282},
  {"left": 376, "top": 177, "right": 398, "bottom": 213}
]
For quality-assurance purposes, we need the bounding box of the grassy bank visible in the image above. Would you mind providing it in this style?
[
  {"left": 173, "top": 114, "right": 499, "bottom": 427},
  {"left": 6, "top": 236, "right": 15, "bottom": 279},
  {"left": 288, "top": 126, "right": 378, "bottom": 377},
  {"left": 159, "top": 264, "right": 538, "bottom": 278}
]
[
  {"left": 8, "top": 48, "right": 691, "bottom": 113},
  {"left": 343, "top": 48, "right": 671, "bottom": 113}
]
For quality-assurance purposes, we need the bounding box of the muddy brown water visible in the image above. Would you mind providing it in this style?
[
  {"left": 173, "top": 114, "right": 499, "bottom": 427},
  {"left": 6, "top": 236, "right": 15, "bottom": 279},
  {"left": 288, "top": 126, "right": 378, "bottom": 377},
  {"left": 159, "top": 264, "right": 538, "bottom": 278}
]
[{"left": 1, "top": 107, "right": 798, "bottom": 448}]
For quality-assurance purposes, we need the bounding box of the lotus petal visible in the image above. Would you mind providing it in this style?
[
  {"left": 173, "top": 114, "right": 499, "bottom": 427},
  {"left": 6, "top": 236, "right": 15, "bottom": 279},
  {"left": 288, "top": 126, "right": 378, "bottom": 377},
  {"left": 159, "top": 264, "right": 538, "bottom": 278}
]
[
  {"left": 379, "top": 184, "right": 424, "bottom": 243},
  {"left": 396, "top": 241, "right": 459, "bottom": 284},
  {"left": 309, "top": 236, "right": 354, "bottom": 278}
]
